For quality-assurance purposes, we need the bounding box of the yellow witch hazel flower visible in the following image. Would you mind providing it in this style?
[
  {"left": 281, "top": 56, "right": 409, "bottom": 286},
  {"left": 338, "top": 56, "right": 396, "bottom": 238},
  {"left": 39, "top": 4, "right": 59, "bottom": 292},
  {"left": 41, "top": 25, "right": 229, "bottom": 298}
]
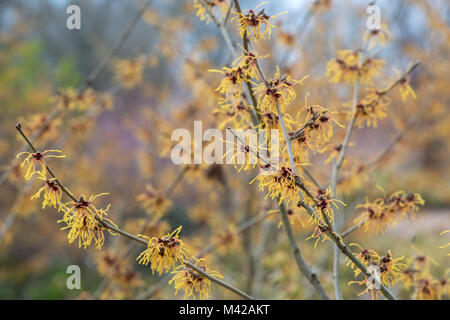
[
  {"left": 306, "top": 225, "right": 332, "bottom": 248},
  {"left": 233, "top": 46, "right": 269, "bottom": 80},
  {"left": 351, "top": 87, "right": 390, "bottom": 128},
  {"left": 54, "top": 87, "right": 99, "bottom": 111},
  {"left": 313, "top": 187, "right": 346, "bottom": 226},
  {"left": 394, "top": 64, "right": 417, "bottom": 101},
  {"left": 251, "top": 165, "right": 300, "bottom": 206},
  {"left": 387, "top": 191, "right": 424, "bottom": 220},
  {"left": 259, "top": 111, "right": 280, "bottom": 130},
  {"left": 346, "top": 243, "right": 379, "bottom": 271},
  {"left": 31, "top": 177, "right": 62, "bottom": 209},
  {"left": 136, "top": 184, "right": 172, "bottom": 220},
  {"left": 210, "top": 47, "right": 268, "bottom": 105},
  {"left": 416, "top": 276, "right": 448, "bottom": 300},
  {"left": 326, "top": 50, "right": 360, "bottom": 83},
  {"left": 58, "top": 193, "right": 116, "bottom": 250},
  {"left": 209, "top": 66, "right": 247, "bottom": 98},
  {"left": 364, "top": 23, "right": 390, "bottom": 50},
  {"left": 289, "top": 132, "right": 314, "bottom": 164},
  {"left": 114, "top": 56, "right": 147, "bottom": 89},
  {"left": 194, "top": 0, "right": 231, "bottom": 24},
  {"left": 399, "top": 253, "right": 449, "bottom": 300},
  {"left": 377, "top": 251, "right": 407, "bottom": 287},
  {"left": 291, "top": 94, "right": 344, "bottom": 148},
  {"left": 354, "top": 198, "right": 395, "bottom": 234},
  {"left": 137, "top": 226, "right": 188, "bottom": 275},
  {"left": 439, "top": 230, "right": 450, "bottom": 256},
  {"left": 255, "top": 67, "right": 307, "bottom": 112},
  {"left": 215, "top": 227, "right": 240, "bottom": 254},
  {"left": 232, "top": 2, "right": 286, "bottom": 42},
  {"left": 214, "top": 97, "right": 250, "bottom": 130},
  {"left": 347, "top": 244, "right": 406, "bottom": 299},
  {"left": 170, "top": 259, "right": 223, "bottom": 300},
  {"left": 354, "top": 190, "right": 424, "bottom": 235},
  {"left": 54, "top": 87, "right": 77, "bottom": 109},
  {"left": 359, "top": 57, "right": 385, "bottom": 83},
  {"left": 305, "top": 107, "right": 343, "bottom": 145},
  {"left": 223, "top": 130, "right": 267, "bottom": 172},
  {"left": 96, "top": 250, "right": 144, "bottom": 288},
  {"left": 326, "top": 50, "right": 384, "bottom": 84},
  {"left": 305, "top": 188, "right": 345, "bottom": 247},
  {"left": 16, "top": 149, "right": 66, "bottom": 180}
]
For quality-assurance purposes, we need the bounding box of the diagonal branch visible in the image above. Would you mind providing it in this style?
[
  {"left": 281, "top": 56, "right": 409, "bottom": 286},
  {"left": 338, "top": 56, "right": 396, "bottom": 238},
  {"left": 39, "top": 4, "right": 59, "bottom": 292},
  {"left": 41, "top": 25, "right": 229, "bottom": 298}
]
[
  {"left": 15, "top": 123, "right": 253, "bottom": 300},
  {"left": 137, "top": 212, "right": 269, "bottom": 300}
]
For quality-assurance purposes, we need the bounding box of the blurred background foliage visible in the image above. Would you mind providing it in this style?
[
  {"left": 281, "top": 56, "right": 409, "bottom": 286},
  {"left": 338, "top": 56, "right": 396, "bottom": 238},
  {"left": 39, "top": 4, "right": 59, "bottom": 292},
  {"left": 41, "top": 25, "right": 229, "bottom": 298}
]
[{"left": 0, "top": 0, "right": 449, "bottom": 299}]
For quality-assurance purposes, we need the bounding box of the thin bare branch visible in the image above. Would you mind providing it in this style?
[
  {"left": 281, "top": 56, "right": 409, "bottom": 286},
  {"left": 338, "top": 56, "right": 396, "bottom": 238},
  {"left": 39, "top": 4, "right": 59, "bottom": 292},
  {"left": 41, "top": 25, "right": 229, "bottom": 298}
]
[{"left": 278, "top": 201, "right": 330, "bottom": 300}]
